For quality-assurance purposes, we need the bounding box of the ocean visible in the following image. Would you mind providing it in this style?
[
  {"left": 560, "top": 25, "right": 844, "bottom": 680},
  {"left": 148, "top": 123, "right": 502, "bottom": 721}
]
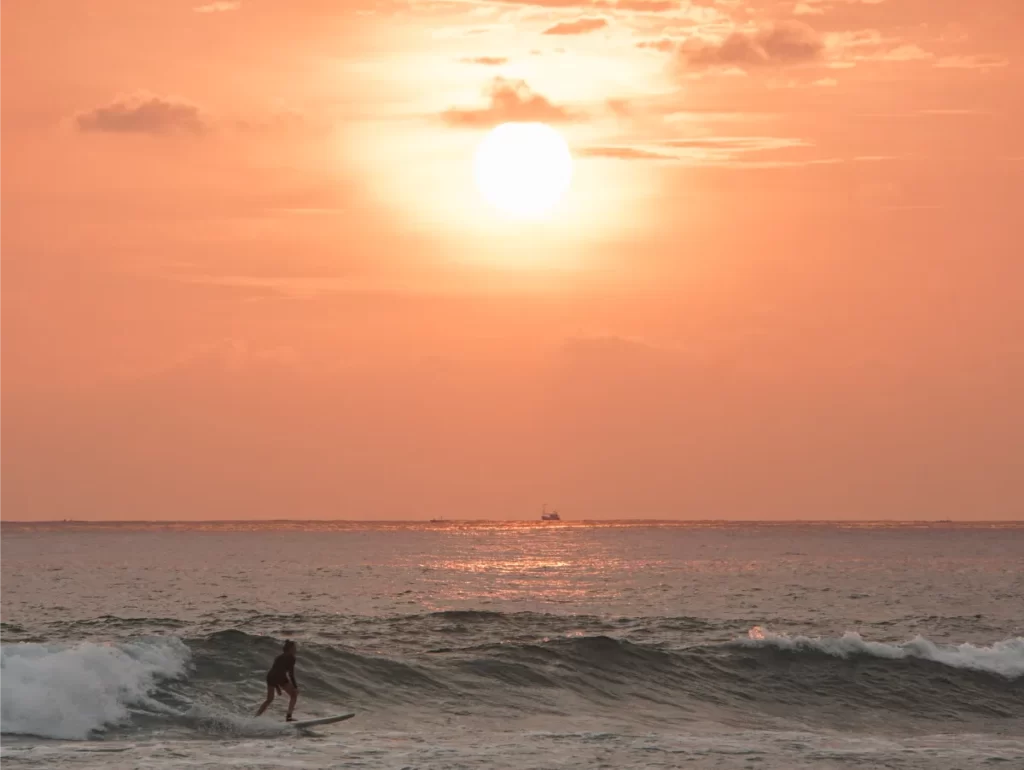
[{"left": 1, "top": 520, "right": 1022, "bottom": 769}]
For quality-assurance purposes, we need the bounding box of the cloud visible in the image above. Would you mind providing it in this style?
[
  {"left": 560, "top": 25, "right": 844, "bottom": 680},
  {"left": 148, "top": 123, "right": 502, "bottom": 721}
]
[
  {"left": 578, "top": 146, "right": 676, "bottom": 160},
  {"left": 661, "top": 137, "right": 811, "bottom": 151},
  {"left": 460, "top": 56, "right": 509, "bottom": 65},
  {"left": 636, "top": 38, "right": 676, "bottom": 52},
  {"left": 935, "top": 54, "right": 1009, "bottom": 70},
  {"left": 918, "top": 109, "right": 991, "bottom": 116},
  {"left": 825, "top": 30, "right": 935, "bottom": 66},
  {"left": 681, "top": 21, "right": 824, "bottom": 70},
  {"left": 497, "top": 0, "right": 584, "bottom": 6},
  {"left": 794, "top": 0, "right": 885, "bottom": 10},
  {"left": 441, "top": 77, "right": 575, "bottom": 127},
  {"left": 543, "top": 17, "right": 608, "bottom": 35},
  {"left": 75, "top": 93, "right": 208, "bottom": 135},
  {"left": 872, "top": 44, "right": 930, "bottom": 61},
  {"left": 599, "top": 0, "right": 677, "bottom": 10},
  {"left": 793, "top": 2, "right": 825, "bottom": 14},
  {"left": 606, "top": 98, "right": 632, "bottom": 117},
  {"left": 193, "top": 1, "right": 241, "bottom": 12},
  {"left": 490, "top": 0, "right": 676, "bottom": 8},
  {"left": 578, "top": 135, "right": 817, "bottom": 165}
]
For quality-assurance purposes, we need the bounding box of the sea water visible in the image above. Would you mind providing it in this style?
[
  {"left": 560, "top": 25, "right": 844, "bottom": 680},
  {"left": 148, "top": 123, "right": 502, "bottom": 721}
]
[{"left": 1, "top": 520, "right": 1022, "bottom": 768}]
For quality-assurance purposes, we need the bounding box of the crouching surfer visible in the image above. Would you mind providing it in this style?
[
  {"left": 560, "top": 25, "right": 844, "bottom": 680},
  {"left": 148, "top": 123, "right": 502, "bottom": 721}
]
[{"left": 256, "top": 639, "right": 299, "bottom": 721}]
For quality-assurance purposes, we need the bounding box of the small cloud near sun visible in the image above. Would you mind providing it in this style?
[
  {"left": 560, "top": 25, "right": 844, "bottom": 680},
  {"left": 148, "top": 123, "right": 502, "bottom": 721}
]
[
  {"left": 578, "top": 146, "right": 675, "bottom": 160},
  {"left": 636, "top": 38, "right": 676, "bottom": 53},
  {"left": 442, "top": 77, "right": 576, "bottom": 127},
  {"left": 511, "top": 0, "right": 673, "bottom": 9},
  {"left": 543, "top": 17, "right": 608, "bottom": 36},
  {"left": 603, "top": 0, "right": 678, "bottom": 11},
  {"left": 75, "top": 92, "right": 209, "bottom": 135},
  {"left": 680, "top": 21, "right": 823, "bottom": 70},
  {"left": 459, "top": 56, "right": 510, "bottom": 66}
]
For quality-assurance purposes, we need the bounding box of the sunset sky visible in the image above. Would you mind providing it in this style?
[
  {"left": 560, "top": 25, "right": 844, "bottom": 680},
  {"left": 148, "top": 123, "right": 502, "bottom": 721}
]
[{"left": 2, "top": 0, "right": 1021, "bottom": 520}]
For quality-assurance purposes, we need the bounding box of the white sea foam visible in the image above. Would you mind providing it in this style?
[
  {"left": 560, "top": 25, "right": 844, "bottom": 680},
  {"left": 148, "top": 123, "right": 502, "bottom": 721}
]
[
  {"left": 180, "top": 703, "right": 296, "bottom": 738},
  {"left": 0, "top": 638, "right": 190, "bottom": 739},
  {"left": 740, "top": 627, "right": 1024, "bottom": 678}
]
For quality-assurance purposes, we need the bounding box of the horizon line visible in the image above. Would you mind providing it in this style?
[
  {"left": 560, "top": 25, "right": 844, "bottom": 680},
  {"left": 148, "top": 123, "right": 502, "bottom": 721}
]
[{"left": 2, "top": 518, "right": 1020, "bottom": 524}]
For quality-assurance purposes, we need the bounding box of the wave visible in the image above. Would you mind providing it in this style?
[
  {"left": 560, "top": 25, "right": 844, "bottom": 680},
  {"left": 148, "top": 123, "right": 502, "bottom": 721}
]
[
  {"left": 175, "top": 628, "right": 1024, "bottom": 730},
  {"left": 0, "top": 638, "right": 190, "bottom": 739},
  {"left": 2, "top": 626, "right": 1021, "bottom": 740},
  {"left": 739, "top": 627, "right": 1024, "bottom": 678}
]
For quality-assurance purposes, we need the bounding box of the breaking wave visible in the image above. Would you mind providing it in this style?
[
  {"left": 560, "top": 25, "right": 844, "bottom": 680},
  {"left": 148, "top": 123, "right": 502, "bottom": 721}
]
[
  {"left": 2, "top": 618, "right": 1021, "bottom": 739},
  {"left": 0, "top": 638, "right": 190, "bottom": 739}
]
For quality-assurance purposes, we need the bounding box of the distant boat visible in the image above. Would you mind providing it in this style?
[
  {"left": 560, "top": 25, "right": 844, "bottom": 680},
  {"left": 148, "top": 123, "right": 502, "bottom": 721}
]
[
  {"left": 429, "top": 517, "right": 445, "bottom": 523},
  {"left": 540, "top": 504, "right": 561, "bottom": 521}
]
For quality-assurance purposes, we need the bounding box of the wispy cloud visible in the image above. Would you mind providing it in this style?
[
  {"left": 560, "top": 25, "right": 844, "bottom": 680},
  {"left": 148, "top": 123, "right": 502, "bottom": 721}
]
[
  {"left": 935, "top": 54, "right": 1009, "bottom": 70},
  {"left": 577, "top": 146, "right": 676, "bottom": 160},
  {"left": 917, "top": 108, "right": 994, "bottom": 116},
  {"left": 826, "top": 30, "right": 933, "bottom": 66},
  {"left": 543, "top": 17, "right": 608, "bottom": 35},
  {"left": 193, "top": 1, "right": 241, "bottom": 12},
  {"left": 599, "top": 0, "right": 677, "bottom": 11},
  {"left": 460, "top": 56, "right": 509, "bottom": 65},
  {"left": 794, "top": 0, "right": 887, "bottom": 11},
  {"left": 467, "top": 0, "right": 676, "bottom": 9},
  {"left": 663, "top": 137, "right": 812, "bottom": 151},
  {"left": 579, "top": 135, "right": 818, "bottom": 165}
]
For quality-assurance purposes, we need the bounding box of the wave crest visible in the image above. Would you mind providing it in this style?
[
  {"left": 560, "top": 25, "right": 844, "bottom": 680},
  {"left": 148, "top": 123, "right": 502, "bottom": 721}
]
[{"left": 740, "top": 627, "right": 1024, "bottom": 678}]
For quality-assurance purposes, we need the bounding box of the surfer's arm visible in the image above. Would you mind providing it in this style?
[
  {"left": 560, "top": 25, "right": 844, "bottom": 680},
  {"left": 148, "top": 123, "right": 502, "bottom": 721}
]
[{"left": 288, "top": 658, "right": 297, "bottom": 687}]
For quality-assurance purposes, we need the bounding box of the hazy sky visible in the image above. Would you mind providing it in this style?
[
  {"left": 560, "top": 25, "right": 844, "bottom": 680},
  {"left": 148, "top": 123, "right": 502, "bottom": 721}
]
[{"left": 2, "top": 0, "right": 1021, "bottom": 520}]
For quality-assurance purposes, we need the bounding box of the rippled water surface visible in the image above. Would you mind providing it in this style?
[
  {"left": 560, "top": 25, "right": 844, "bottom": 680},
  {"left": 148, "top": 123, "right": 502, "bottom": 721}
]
[{"left": 2, "top": 520, "right": 1022, "bottom": 769}]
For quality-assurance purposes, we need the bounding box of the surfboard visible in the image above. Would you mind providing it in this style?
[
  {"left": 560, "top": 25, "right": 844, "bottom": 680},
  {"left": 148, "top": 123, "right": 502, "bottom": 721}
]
[{"left": 290, "top": 713, "right": 355, "bottom": 729}]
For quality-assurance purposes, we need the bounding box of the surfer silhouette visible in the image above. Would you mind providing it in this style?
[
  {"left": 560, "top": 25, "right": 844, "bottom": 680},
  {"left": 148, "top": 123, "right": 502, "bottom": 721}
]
[{"left": 256, "top": 639, "right": 299, "bottom": 721}]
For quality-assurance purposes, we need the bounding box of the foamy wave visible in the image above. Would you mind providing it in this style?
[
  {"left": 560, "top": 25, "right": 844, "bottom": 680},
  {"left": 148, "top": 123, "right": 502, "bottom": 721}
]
[
  {"left": 0, "top": 638, "right": 190, "bottom": 739},
  {"left": 739, "top": 627, "right": 1024, "bottom": 679}
]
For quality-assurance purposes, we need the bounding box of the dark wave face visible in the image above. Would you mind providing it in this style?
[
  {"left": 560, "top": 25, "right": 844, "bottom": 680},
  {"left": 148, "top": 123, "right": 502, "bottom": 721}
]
[{"left": 2, "top": 613, "right": 1021, "bottom": 741}]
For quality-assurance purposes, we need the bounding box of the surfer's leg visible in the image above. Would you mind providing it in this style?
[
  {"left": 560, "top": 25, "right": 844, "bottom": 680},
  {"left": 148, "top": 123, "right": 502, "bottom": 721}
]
[
  {"left": 255, "top": 683, "right": 275, "bottom": 716},
  {"left": 282, "top": 682, "right": 298, "bottom": 720}
]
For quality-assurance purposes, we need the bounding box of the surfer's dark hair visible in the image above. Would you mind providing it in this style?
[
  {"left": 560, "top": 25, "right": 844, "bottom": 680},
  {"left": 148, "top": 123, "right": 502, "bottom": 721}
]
[{"left": 283, "top": 639, "right": 296, "bottom": 651}]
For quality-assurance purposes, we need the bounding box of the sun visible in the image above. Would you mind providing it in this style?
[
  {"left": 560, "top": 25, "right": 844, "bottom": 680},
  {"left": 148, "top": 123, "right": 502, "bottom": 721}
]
[{"left": 474, "top": 122, "right": 573, "bottom": 219}]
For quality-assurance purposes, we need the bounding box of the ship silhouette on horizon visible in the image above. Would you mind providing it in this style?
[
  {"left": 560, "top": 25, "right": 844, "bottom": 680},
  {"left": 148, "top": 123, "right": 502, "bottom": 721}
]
[{"left": 540, "top": 504, "right": 561, "bottom": 521}]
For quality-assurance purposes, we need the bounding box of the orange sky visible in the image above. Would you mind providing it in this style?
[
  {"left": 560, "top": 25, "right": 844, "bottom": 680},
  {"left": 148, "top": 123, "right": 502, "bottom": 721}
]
[{"left": 2, "top": 0, "right": 1022, "bottom": 520}]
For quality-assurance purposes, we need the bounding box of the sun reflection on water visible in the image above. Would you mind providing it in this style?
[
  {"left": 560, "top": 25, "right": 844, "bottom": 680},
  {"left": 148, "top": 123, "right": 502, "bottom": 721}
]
[{"left": 416, "top": 527, "right": 640, "bottom": 607}]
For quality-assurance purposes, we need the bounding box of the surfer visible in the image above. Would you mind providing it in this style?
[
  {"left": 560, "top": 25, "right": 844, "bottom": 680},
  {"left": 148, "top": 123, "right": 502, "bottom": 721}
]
[{"left": 256, "top": 639, "right": 299, "bottom": 721}]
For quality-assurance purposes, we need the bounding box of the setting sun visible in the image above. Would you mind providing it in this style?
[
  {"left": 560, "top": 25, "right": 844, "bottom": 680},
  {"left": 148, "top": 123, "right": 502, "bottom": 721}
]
[{"left": 473, "top": 122, "right": 573, "bottom": 219}]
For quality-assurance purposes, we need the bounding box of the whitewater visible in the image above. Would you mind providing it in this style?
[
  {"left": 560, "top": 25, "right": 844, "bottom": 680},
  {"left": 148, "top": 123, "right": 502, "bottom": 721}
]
[{"left": 2, "top": 520, "right": 1022, "bottom": 768}]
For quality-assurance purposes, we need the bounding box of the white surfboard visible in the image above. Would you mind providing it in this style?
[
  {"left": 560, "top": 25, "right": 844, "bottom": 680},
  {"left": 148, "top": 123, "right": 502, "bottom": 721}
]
[{"left": 290, "top": 713, "right": 355, "bottom": 729}]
